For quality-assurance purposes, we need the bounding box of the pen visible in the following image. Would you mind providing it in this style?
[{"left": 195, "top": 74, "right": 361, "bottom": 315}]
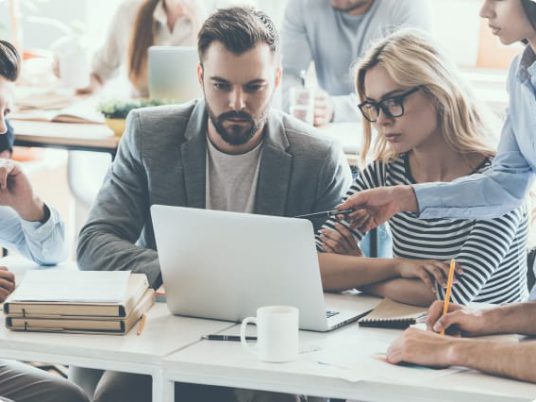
[
  {"left": 136, "top": 313, "right": 147, "bottom": 336},
  {"left": 294, "top": 209, "right": 353, "bottom": 220},
  {"left": 201, "top": 335, "right": 257, "bottom": 341},
  {"left": 440, "top": 259, "right": 456, "bottom": 336}
]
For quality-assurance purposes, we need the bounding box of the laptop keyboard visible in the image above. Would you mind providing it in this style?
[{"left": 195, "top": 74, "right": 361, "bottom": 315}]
[{"left": 326, "top": 310, "right": 339, "bottom": 319}]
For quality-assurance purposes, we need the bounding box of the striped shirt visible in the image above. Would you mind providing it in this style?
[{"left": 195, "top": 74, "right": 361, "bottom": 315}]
[{"left": 320, "top": 154, "right": 529, "bottom": 304}]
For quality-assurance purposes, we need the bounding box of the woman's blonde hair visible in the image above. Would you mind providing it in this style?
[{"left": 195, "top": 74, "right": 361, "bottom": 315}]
[{"left": 355, "top": 28, "right": 495, "bottom": 167}]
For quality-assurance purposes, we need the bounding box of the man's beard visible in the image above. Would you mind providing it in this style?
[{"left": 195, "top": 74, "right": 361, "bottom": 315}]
[{"left": 207, "top": 107, "right": 268, "bottom": 146}]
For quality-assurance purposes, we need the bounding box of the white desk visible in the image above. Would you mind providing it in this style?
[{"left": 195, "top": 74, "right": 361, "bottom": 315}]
[
  {"left": 0, "top": 258, "right": 235, "bottom": 402},
  {"left": 3, "top": 262, "right": 535, "bottom": 402},
  {"left": 162, "top": 293, "right": 536, "bottom": 402},
  {"left": 0, "top": 304, "right": 236, "bottom": 401}
]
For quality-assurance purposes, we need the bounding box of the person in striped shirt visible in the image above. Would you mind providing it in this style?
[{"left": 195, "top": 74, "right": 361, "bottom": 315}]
[{"left": 318, "top": 29, "right": 529, "bottom": 307}]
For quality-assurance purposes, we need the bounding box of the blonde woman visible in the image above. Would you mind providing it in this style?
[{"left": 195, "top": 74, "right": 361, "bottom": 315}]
[{"left": 318, "top": 29, "right": 529, "bottom": 307}]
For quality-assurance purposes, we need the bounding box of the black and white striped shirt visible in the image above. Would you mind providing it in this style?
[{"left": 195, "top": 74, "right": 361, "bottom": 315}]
[{"left": 321, "top": 154, "right": 529, "bottom": 304}]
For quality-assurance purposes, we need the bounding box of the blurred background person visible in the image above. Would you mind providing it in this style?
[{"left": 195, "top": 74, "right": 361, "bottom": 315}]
[
  {"left": 75, "top": 0, "right": 208, "bottom": 96},
  {"left": 282, "top": 0, "right": 431, "bottom": 126}
]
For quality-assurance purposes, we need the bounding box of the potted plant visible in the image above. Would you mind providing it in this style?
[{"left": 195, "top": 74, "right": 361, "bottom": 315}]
[{"left": 98, "top": 99, "right": 168, "bottom": 137}]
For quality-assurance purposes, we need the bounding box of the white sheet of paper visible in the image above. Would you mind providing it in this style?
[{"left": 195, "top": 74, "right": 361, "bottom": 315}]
[
  {"left": 10, "top": 270, "right": 130, "bottom": 303},
  {"left": 304, "top": 338, "right": 460, "bottom": 384}
]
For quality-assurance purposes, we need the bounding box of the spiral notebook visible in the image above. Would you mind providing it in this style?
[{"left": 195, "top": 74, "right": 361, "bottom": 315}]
[{"left": 358, "top": 298, "right": 427, "bottom": 329}]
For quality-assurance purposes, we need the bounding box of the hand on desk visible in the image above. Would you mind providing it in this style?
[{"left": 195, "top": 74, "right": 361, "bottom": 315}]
[
  {"left": 386, "top": 327, "right": 452, "bottom": 368},
  {"left": 0, "top": 159, "right": 46, "bottom": 222},
  {"left": 0, "top": 266, "right": 15, "bottom": 302}
]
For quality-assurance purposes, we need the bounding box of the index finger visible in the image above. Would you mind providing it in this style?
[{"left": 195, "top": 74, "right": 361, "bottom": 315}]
[
  {"left": 425, "top": 300, "right": 445, "bottom": 330},
  {"left": 338, "top": 195, "right": 367, "bottom": 212},
  {"left": 334, "top": 222, "right": 356, "bottom": 244},
  {"left": 0, "top": 269, "right": 15, "bottom": 281}
]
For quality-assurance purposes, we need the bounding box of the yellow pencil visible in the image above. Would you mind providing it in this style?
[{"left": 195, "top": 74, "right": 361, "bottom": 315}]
[
  {"left": 440, "top": 259, "right": 456, "bottom": 336},
  {"left": 136, "top": 313, "right": 147, "bottom": 336}
]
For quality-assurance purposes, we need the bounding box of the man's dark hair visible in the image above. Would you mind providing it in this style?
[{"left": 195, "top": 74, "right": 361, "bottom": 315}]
[
  {"left": 197, "top": 6, "right": 279, "bottom": 62},
  {"left": 0, "top": 40, "right": 20, "bottom": 82}
]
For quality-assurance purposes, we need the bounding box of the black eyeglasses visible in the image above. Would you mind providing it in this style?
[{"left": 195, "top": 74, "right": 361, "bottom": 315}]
[{"left": 358, "top": 87, "right": 420, "bottom": 123}]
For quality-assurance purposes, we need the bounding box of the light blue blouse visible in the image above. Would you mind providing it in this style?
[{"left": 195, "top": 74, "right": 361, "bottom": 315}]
[{"left": 414, "top": 46, "right": 536, "bottom": 219}]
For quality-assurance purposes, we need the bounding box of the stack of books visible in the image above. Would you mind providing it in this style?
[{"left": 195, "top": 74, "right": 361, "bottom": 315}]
[{"left": 3, "top": 270, "right": 154, "bottom": 335}]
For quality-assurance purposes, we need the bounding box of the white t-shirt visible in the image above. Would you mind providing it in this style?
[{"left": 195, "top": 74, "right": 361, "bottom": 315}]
[{"left": 205, "top": 138, "right": 263, "bottom": 214}]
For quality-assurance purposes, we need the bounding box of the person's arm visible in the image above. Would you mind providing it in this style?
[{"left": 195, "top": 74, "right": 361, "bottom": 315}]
[
  {"left": 362, "top": 278, "right": 435, "bottom": 307},
  {"left": 319, "top": 254, "right": 400, "bottom": 291},
  {"left": 428, "top": 300, "right": 536, "bottom": 337},
  {"left": 15, "top": 205, "right": 66, "bottom": 265},
  {"left": 281, "top": 0, "right": 313, "bottom": 112},
  {"left": 77, "top": 110, "right": 161, "bottom": 288},
  {"left": 451, "top": 339, "right": 536, "bottom": 383},
  {"left": 320, "top": 252, "right": 454, "bottom": 296},
  {"left": 0, "top": 160, "right": 66, "bottom": 265},
  {"left": 387, "top": 327, "right": 536, "bottom": 383},
  {"left": 414, "top": 113, "right": 533, "bottom": 219},
  {"left": 89, "top": 0, "right": 134, "bottom": 87}
]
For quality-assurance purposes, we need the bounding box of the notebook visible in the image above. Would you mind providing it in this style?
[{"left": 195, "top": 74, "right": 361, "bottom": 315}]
[
  {"left": 358, "top": 298, "right": 427, "bottom": 329},
  {"left": 5, "top": 289, "right": 155, "bottom": 335},
  {"left": 4, "top": 273, "right": 149, "bottom": 318},
  {"left": 8, "top": 107, "right": 104, "bottom": 124}
]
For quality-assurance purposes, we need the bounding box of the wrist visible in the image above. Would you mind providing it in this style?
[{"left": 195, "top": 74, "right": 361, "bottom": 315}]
[
  {"left": 17, "top": 197, "right": 46, "bottom": 222},
  {"left": 480, "top": 306, "right": 505, "bottom": 334},
  {"left": 391, "top": 257, "right": 404, "bottom": 276},
  {"left": 448, "top": 338, "right": 472, "bottom": 366},
  {"left": 396, "top": 185, "right": 418, "bottom": 213}
]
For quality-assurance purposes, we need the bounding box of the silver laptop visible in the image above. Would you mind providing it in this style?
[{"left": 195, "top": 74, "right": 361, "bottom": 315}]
[
  {"left": 151, "top": 205, "right": 378, "bottom": 332},
  {"left": 148, "top": 46, "right": 202, "bottom": 101}
]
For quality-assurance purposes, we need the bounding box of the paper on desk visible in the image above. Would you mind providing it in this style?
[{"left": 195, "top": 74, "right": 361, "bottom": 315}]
[
  {"left": 304, "top": 338, "right": 460, "bottom": 384},
  {"left": 9, "top": 270, "right": 130, "bottom": 303}
]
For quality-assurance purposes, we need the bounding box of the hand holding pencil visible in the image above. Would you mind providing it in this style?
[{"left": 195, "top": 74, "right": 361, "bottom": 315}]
[{"left": 425, "top": 300, "right": 492, "bottom": 337}]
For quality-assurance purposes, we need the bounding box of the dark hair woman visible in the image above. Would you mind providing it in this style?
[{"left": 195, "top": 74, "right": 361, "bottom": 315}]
[{"left": 81, "top": 0, "right": 207, "bottom": 96}]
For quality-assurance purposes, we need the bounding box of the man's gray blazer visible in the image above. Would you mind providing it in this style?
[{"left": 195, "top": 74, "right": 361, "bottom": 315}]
[{"left": 77, "top": 100, "right": 352, "bottom": 287}]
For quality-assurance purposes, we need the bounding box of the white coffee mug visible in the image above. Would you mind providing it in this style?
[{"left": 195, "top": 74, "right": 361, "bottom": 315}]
[{"left": 240, "top": 306, "right": 299, "bottom": 363}]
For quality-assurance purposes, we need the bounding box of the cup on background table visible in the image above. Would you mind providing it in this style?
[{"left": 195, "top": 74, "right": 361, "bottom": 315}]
[
  {"left": 289, "top": 87, "right": 315, "bottom": 126},
  {"left": 240, "top": 305, "right": 299, "bottom": 363}
]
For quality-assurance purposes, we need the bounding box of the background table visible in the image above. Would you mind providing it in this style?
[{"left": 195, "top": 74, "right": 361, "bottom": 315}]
[{"left": 11, "top": 120, "right": 119, "bottom": 157}]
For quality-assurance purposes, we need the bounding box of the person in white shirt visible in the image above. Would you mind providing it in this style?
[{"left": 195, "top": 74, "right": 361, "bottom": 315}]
[
  {"left": 80, "top": 0, "right": 208, "bottom": 96},
  {"left": 0, "top": 39, "right": 88, "bottom": 402}
]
